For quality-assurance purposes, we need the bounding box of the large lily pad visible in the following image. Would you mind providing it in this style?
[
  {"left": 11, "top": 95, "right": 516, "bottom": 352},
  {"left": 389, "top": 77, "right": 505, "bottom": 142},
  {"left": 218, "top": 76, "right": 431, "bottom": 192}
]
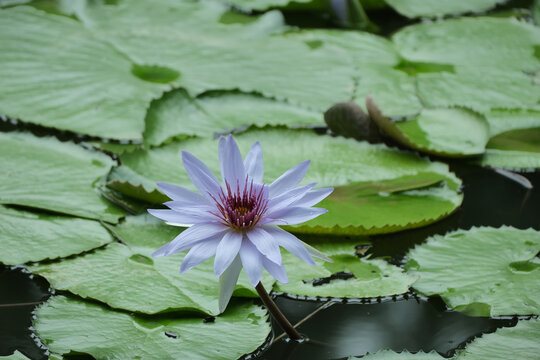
[
  {"left": 455, "top": 319, "right": 540, "bottom": 360},
  {"left": 367, "top": 100, "right": 490, "bottom": 157},
  {"left": 276, "top": 239, "right": 417, "bottom": 298},
  {"left": 0, "top": 132, "right": 124, "bottom": 222},
  {"left": 385, "top": 0, "right": 507, "bottom": 18},
  {"left": 144, "top": 89, "right": 322, "bottom": 146},
  {"left": 79, "top": 0, "right": 356, "bottom": 110},
  {"left": 406, "top": 227, "right": 540, "bottom": 316},
  {"left": 116, "top": 129, "right": 462, "bottom": 235},
  {"left": 34, "top": 295, "right": 271, "bottom": 360},
  {"left": 29, "top": 214, "right": 273, "bottom": 315},
  {"left": 0, "top": 6, "right": 168, "bottom": 140},
  {"left": 392, "top": 17, "right": 540, "bottom": 71},
  {"left": 0, "top": 205, "right": 112, "bottom": 265},
  {"left": 478, "top": 128, "right": 540, "bottom": 169}
]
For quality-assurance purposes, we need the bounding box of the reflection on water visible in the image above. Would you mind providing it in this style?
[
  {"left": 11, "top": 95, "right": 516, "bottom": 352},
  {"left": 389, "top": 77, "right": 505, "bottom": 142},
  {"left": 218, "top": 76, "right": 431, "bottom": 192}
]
[
  {"left": 264, "top": 296, "right": 515, "bottom": 359},
  {"left": 0, "top": 267, "right": 49, "bottom": 360}
]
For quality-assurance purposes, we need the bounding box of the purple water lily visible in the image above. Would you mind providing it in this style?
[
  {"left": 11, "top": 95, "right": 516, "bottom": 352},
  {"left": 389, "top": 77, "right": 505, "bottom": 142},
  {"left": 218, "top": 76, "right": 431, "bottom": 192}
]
[{"left": 149, "top": 135, "right": 333, "bottom": 312}]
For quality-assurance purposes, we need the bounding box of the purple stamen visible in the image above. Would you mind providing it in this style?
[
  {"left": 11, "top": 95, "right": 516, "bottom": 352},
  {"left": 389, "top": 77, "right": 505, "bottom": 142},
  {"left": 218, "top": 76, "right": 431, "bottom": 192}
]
[{"left": 210, "top": 177, "right": 268, "bottom": 230}]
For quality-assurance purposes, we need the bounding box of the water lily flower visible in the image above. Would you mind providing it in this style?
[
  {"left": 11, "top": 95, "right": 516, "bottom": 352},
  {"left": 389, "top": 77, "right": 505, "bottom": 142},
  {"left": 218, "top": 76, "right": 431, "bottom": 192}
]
[{"left": 149, "top": 135, "right": 333, "bottom": 313}]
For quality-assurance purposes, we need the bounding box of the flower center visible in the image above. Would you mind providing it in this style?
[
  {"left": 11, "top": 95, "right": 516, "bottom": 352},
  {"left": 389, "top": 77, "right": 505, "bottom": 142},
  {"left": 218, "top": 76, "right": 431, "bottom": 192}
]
[{"left": 211, "top": 178, "right": 268, "bottom": 230}]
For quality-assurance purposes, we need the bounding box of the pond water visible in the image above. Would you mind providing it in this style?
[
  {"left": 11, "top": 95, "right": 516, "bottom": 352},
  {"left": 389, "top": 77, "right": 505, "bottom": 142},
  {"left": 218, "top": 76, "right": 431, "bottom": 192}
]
[{"left": 1, "top": 161, "right": 538, "bottom": 360}]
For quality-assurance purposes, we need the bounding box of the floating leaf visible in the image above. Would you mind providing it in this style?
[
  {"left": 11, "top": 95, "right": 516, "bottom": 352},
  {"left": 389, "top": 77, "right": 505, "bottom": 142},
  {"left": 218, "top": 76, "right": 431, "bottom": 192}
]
[
  {"left": 0, "top": 351, "right": 31, "bottom": 360},
  {"left": 79, "top": 0, "right": 355, "bottom": 110},
  {"left": 406, "top": 227, "right": 540, "bottom": 316},
  {"left": 0, "top": 206, "right": 112, "bottom": 265},
  {"left": 485, "top": 109, "right": 540, "bottom": 137},
  {"left": 276, "top": 239, "right": 417, "bottom": 298},
  {"left": 354, "top": 65, "right": 422, "bottom": 117},
  {"left": 455, "top": 319, "right": 540, "bottom": 360},
  {"left": 393, "top": 17, "right": 540, "bottom": 71},
  {"left": 0, "top": 6, "right": 168, "bottom": 140},
  {"left": 477, "top": 128, "right": 540, "bottom": 169},
  {"left": 30, "top": 215, "right": 273, "bottom": 315},
  {"left": 285, "top": 29, "right": 400, "bottom": 66},
  {"left": 0, "top": 132, "right": 124, "bottom": 222},
  {"left": 385, "top": 0, "right": 507, "bottom": 18},
  {"left": 367, "top": 99, "right": 490, "bottom": 157},
  {"left": 351, "top": 350, "right": 444, "bottom": 359},
  {"left": 415, "top": 69, "right": 539, "bottom": 113},
  {"left": 116, "top": 129, "right": 462, "bottom": 235},
  {"left": 34, "top": 295, "right": 270, "bottom": 360},
  {"left": 144, "top": 89, "right": 322, "bottom": 146}
]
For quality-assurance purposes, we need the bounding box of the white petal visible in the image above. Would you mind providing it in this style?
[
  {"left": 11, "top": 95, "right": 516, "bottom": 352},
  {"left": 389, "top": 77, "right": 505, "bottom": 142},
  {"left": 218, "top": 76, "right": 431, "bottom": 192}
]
[
  {"left": 157, "top": 182, "right": 209, "bottom": 205},
  {"left": 239, "top": 238, "right": 263, "bottom": 286},
  {"left": 219, "top": 135, "right": 246, "bottom": 189},
  {"left": 263, "top": 207, "right": 328, "bottom": 226},
  {"left": 263, "top": 257, "right": 288, "bottom": 284},
  {"left": 263, "top": 226, "right": 315, "bottom": 265},
  {"left": 292, "top": 187, "right": 334, "bottom": 208},
  {"left": 148, "top": 208, "right": 216, "bottom": 225},
  {"left": 152, "top": 223, "right": 228, "bottom": 257},
  {"left": 269, "top": 160, "right": 310, "bottom": 197},
  {"left": 244, "top": 141, "right": 263, "bottom": 183},
  {"left": 182, "top": 151, "right": 222, "bottom": 200},
  {"left": 214, "top": 231, "right": 243, "bottom": 276},
  {"left": 179, "top": 238, "right": 220, "bottom": 273},
  {"left": 218, "top": 255, "right": 242, "bottom": 313},
  {"left": 267, "top": 182, "right": 316, "bottom": 212},
  {"left": 246, "top": 227, "right": 281, "bottom": 265}
]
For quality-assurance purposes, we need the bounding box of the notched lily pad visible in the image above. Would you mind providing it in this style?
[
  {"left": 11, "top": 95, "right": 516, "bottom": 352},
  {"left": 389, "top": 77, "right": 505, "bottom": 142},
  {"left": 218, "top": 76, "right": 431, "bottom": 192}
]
[
  {"left": 367, "top": 98, "right": 490, "bottom": 157},
  {"left": 406, "top": 227, "right": 540, "bottom": 316},
  {"left": 275, "top": 239, "right": 417, "bottom": 298},
  {"left": 29, "top": 214, "right": 273, "bottom": 315},
  {"left": 34, "top": 295, "right": 271, "bottom": 360},
  {"left": 117, "top": 129, "right": 463, "bottom": 235},
  {"left": 0, "top": 131, "right": 124, "bottom": 222},
  {"left": 455, "top": 318, "right": 540, "bottom": 360},
  {"left": 0, "top": 205, "right": 113, "bottom": 265},
  {"left": 0, "top": 6, "right": 168, "bottom": 140}
]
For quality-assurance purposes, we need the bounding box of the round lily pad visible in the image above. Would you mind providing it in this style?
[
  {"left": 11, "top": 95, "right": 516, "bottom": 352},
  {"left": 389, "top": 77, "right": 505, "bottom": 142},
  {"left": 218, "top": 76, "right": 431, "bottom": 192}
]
[{"left": 406, "top": 227, "right": 540, "bottom": 316}]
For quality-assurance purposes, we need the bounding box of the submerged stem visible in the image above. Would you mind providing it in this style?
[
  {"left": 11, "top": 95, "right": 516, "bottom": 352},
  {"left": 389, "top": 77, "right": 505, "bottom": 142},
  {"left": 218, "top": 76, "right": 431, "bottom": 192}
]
[{"left": 255, "top": 282, "right": 303, "bottom": 341}]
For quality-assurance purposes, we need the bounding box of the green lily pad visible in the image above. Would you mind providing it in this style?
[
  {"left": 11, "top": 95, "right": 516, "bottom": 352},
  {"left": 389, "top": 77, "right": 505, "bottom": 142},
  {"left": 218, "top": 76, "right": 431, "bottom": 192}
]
[
  {"left": 79, "top": 0, "right": 355, "bottom": 110},
  {"left": 351, "top": 350, "right": 444, "bottom": 359},
  {"left": 477, "top": 128, "right": 540, "bottom": 169},
  {"left": 354, "top": 65, "right": 422, "bottom": 117},
  {"left": 367, "top": 99, "right": 490, "bottom": 157},
  {"left": 116, "top": 129, "right": 462, "bottom": 235},
  {"left": 0, "top": 6, "right": 168, "bottom": 140},
  {"left": 34, "top": 295, "right": 271, "bottom": 360},
  {"left": 0, "top": 205, "right": 113, "bottom": 265},
  {"left": 485, "top": 109, "right": 540, "bottom": 137},
  {"left": 30, "top": 214, "right": 274, "bottom": 315},
  {"left": 406, "top": 227, "right": 540, "bottom": 316},
  {"left": 393, "top": 17, "right": 540, "bottom": 71},
  {"left": 285, "top": 29, "right": 400, "bottom": 66},
  {"left": 276, "top": 239, "right": 417, "bottom": 298},
  {"left": 455, "top": 319, "right": 540, "bottom": 360},
  {"left": 385, "top": 0, "right": 507, "bottom": 18},
  {"left": 415, "top": 69, "right": 540, "bottom": 113},
  {"left": 0, "top": 351, "right": 31, "bottom": 360},
  {"left": 144, "top": 89, "right": 322, "bottom": 146},
  {"left": 0, "top": 132, "right": 124, "bottom": 222}
]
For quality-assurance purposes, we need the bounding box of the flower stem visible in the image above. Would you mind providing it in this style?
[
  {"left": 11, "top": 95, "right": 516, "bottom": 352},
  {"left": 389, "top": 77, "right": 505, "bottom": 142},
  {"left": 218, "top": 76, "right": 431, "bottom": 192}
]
[{"left": 255, "top": 282, "right": 303, "bottom": 341}]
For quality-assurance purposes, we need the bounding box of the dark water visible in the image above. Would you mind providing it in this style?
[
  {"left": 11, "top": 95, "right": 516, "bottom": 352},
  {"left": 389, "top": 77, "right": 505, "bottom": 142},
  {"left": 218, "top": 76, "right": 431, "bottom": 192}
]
[{"left": 1, "top": 163, "right": 538, "bottom": 360}]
